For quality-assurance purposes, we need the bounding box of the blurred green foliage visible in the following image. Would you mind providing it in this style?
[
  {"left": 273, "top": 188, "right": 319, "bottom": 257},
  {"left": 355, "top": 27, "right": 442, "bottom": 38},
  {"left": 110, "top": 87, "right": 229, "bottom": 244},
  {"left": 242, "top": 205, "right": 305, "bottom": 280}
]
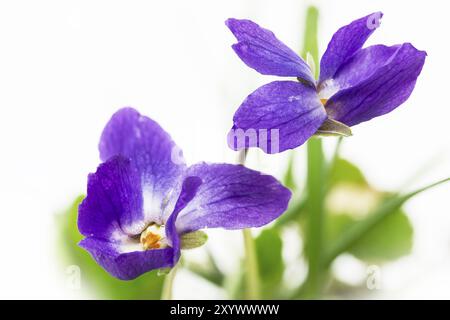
[
  {"left": 226, "top": 229, "right": 284, "bottom": 300},
  {"left": 325, "top": 158, "right": 413, "bottom": 262},
  {"left": 56, "top": 196, "right": 164, "bottom": 299},
  {"left": 345, "top": 210, "right": 413, "bottom": 261},
  {"left": 329, "top": 158, "right": 368, "bottom": 187},
  {"left": 255, "top": 229, "right": 284, "bottom": 299}
]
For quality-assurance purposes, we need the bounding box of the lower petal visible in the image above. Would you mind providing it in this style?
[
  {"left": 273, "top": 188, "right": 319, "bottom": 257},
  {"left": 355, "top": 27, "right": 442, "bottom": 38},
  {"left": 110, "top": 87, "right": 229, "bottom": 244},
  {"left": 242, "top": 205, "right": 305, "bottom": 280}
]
[
  {"left": 228, "top": 81, "right": 327, "bottom": 153},
  {"left": 79, "top": 237, "right": 174, "bottom": 280}
]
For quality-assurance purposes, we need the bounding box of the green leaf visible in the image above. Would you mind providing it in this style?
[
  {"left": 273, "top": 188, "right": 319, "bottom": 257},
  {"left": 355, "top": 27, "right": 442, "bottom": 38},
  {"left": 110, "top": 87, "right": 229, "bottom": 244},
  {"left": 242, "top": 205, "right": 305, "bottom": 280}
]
[
  {"left": 56, "top": 196, "right": 165, "bottom": 299},
  {"left": 329, "top": 157, "right": 368, "bottom": 188},
  {"left": 323, "top": 177, "right": 449, "bottom": 267},
  {"left": 351, "top": 209, "right": 413, "bottom": 261},
  {"left": 325, "top": 156, "right": 412, "bottom": 263},
  {"left": 255, "top": 229, "right": 284, "bottom": 298},
  {"left": 325, "top": 210, "right": 413, "bottom": 263}
]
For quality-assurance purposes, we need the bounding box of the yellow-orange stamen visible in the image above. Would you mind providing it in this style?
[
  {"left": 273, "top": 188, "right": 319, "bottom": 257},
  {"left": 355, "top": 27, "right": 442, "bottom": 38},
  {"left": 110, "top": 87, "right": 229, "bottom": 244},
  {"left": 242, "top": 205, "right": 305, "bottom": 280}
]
[{"left": 140, "top": 224, "right": 166, "bottom": 250}]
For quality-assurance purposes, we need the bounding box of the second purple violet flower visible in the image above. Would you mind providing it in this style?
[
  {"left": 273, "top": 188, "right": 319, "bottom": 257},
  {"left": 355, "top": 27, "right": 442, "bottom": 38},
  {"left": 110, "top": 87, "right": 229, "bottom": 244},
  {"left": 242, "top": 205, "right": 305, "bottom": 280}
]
[{"left": 226, "top": 12, "right": 426, "bottom": 153}]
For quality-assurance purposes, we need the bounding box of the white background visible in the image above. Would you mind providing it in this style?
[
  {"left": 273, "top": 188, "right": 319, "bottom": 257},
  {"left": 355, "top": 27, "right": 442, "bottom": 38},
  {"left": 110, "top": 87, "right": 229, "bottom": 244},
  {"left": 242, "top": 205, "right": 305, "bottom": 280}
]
[{"left": 0, "top": 0, "right": 449, "bottom": 299}]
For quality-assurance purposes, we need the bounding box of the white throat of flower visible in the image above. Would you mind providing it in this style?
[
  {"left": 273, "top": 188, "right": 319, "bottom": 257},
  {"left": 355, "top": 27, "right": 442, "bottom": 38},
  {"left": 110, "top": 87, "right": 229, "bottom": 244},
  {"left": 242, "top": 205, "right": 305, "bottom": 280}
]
[
  {"left": 140, "top": 223, "right": 168, "bottom": 250},
  {"left": 318, "top": 78, "right": 339, "bottom": 101}
]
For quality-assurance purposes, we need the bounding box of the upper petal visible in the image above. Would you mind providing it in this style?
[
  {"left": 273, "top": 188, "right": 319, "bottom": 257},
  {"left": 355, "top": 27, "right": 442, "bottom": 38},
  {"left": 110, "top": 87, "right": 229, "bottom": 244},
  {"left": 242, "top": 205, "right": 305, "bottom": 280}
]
[
  {"left": 319, "top": 12, "right": 383, "bottom": 84},
  {"left": 325, "top": 43, "right": 426, "bottom": 126},
  {"left": 99, "top": 107, "right": 186, "bottom": 227},
  {"left": 331, "top": 44, "right": 401, "bottom": 91},
  {"left": 78, "top": 156, "right": 143, "bottom": 239},
  {"left": 175, "top": 163, "right": 291, "bottom": 234},
  {"left": 79, "top": 237, "right": 174, "bottom": 280},
  {"left": 228, "top": 81, "right": 327, "bottom": 153},
  {"left": 226, "top": 18, "right": 315, "bottom": 83}
]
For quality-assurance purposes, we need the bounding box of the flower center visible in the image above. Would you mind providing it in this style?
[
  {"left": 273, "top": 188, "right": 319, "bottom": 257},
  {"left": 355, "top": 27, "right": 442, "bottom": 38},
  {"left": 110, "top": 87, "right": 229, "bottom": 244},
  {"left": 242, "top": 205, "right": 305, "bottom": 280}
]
[
  {"left": 317, "top": 78, "right": 339, "bottom": 101},
  {"left": 140, "top": 224, "right": 167, "bottom": 250}
]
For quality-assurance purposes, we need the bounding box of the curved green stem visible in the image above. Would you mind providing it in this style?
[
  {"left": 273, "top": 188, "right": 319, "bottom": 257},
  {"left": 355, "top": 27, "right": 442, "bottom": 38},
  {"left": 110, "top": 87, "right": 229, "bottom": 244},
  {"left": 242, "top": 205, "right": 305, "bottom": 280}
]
[
  {"left": 237, "top": 149, "right": 261, "bottom": 299},
  {"left": 323, "top": 177, "right": 450, "bottom": 268},
  {"left": 161, "top": 265, "right": 178, "bottom": 300}
]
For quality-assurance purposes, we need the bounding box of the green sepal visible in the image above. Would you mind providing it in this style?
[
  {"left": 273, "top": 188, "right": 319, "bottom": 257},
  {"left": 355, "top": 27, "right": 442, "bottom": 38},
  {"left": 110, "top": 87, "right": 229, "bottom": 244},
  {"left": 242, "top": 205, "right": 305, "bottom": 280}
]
[
  {"left": 315, "top": 118, "right": 352, "bottom": 137},
  {"left": 180, "top": 230, "right": 208, "bottom": 250}
]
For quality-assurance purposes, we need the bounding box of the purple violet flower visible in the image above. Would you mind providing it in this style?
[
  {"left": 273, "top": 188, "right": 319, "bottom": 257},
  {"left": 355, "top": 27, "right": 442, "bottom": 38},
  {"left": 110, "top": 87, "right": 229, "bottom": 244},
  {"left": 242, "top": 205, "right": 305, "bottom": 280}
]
[
  {"left": 226, "top": 12, "right": 426, "bottom": 153},
  {"left": 77, "top": 107, "right": 291, "bottom": 280}
]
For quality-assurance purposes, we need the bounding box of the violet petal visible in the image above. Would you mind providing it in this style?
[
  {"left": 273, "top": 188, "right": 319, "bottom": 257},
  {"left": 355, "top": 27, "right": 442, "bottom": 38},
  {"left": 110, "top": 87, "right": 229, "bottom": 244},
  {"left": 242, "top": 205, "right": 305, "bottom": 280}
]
[
  {"left": 165, "top": 176, "right": 203, "bottom": 264},
  {"left": 319, "top": 12, "right": 383, "bottom": 84},
  {"left": 226, "top": 18, "right": 314, "bottom": 83},
  {"left": 78, "top": 156, "right": 143, "bottom": 239},
  {"left": 79, "top": 237, "right": 174, "bottom": 280},
  {"left": 99, "top": 107, "right": 186, "bottom": 226},
  {"left": 175, "top": 163, "right": 291, "bottom": 234},
  {"left": 325, "top": 43, "right": 426, "bottom": 126},
  {"left": 228, "top": 81, "right": 327, "bottom": 153}
]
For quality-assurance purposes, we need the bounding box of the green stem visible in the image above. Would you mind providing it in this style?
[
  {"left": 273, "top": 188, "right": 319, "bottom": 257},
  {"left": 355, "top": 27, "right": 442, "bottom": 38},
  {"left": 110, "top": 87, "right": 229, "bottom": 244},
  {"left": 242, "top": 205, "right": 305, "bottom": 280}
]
[
  {"left": 323, "top": 177, "right": 450, "bottom": 267},
  {"left": 161, "top": 264, "right": 178, "bottom": 300},
  {"left": 237, "top": 148, "right": 261, "bottom": 299},
  {"left": 303, "top": 138, "right": 326, "bottom": 298},
  {"left": 299, "top": 5, "right": 325, "bottom": 299},
  {"left": 242, "top": 228, "right": 261, "bottom": 299},
  {"left": 301, "top": 7, "right": 319, "bottom": 78}
]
